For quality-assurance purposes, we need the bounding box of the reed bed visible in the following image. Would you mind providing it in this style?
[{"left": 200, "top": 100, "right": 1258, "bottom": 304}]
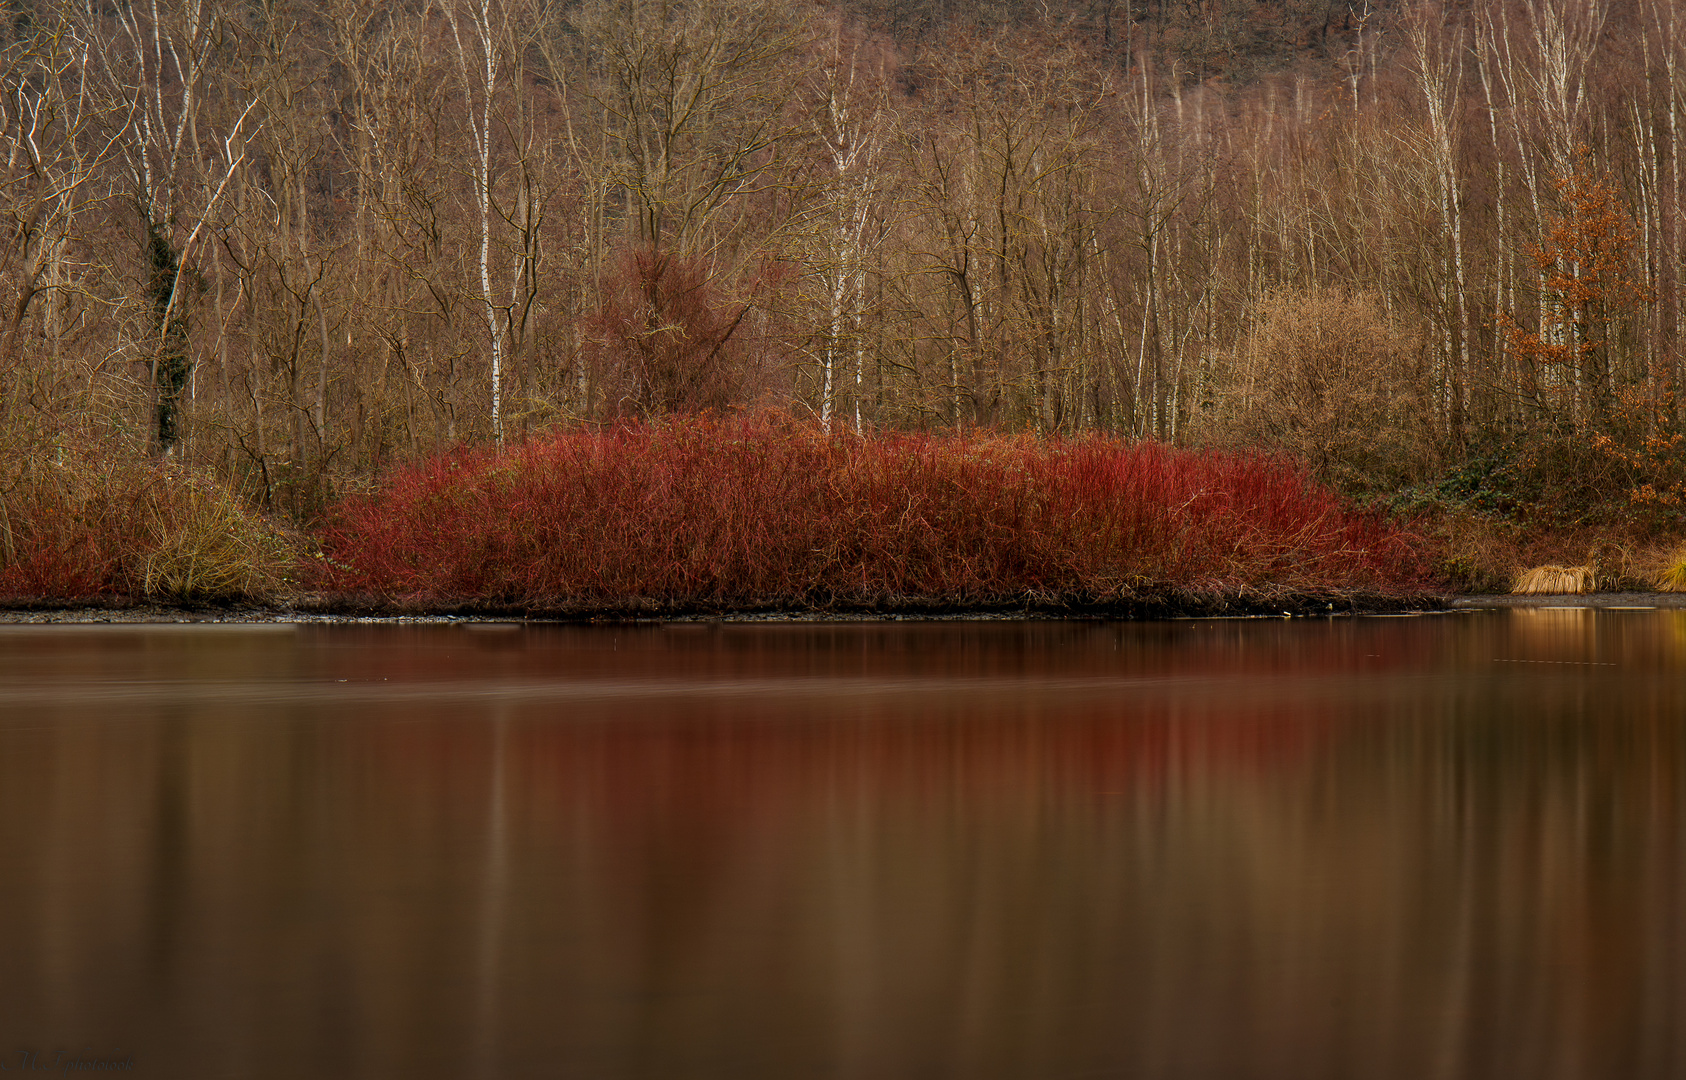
[{"left": 317, "top": 414, "right": 1435, "bottom": 610}]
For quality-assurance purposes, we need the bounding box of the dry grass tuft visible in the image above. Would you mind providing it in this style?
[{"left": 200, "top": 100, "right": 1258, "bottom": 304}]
[
  {"left": 140, "top": 474, "right": 293, "bottom": 602},
  {"left": 1512, "top": 564, "right": 1597, "bottom": 595},
  {"left": 1656, "top": 552, "right": 1686, "bottom": 592}
]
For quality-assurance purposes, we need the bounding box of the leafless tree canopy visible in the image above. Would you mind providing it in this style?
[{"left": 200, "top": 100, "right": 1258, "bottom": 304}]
[{"left": 0, "top": 0, "right": 1681, "bottom": 511}]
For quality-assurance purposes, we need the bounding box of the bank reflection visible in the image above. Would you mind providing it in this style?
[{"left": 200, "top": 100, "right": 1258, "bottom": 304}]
[{"left": 0, "top": 614, "right": 1681, "bottom": 1078}]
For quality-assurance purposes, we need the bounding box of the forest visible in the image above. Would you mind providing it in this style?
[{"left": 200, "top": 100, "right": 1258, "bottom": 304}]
[{"left": 0, "top": 0, "right": 1681, "bottom": 606}]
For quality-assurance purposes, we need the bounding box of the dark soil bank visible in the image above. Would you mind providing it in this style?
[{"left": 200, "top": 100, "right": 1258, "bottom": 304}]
[
  {"left": 21, "top": 592, "right": 1686, "bottom": 625},
  {"left": 0, "top": 590, "right": 1454, "bottom": 624},
  {"left": 1451, "top": 592, "right": 1686, "bottom": 609}
]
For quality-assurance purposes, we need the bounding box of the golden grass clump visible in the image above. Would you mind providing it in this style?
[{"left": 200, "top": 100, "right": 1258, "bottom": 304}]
[
  {"left": 1656, "top": 551, "right": 1686, "bottom": 592},
  {"left": 140, "top": 472, "right": 293, "bottom": 603},
  {"left": 1511, "top": 564, "right": 1597, "bottom": 595}
]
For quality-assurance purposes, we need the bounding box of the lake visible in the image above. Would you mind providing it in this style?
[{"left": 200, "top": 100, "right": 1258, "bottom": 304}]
[{"left": 0, "top": 610, "right": 1682, "bottom": 1078}]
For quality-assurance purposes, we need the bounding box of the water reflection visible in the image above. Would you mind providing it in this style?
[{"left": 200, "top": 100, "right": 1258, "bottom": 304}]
[{"left": 0, "top": 613, "right": 1683, "bottom": 1078}]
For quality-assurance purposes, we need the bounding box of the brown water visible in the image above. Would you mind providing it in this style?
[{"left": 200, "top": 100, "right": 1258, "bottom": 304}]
[{"left": 0, "top": 610, "right": 1683, "bottom": 1079}]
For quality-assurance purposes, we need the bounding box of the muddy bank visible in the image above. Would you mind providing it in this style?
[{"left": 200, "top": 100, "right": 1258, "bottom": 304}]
[
  {"left": 13, "top": 592, "right": 1686, "bottom": 625},
  {"left": 0, "top": 590, "right": 1454, "bottom": 624},
  {"left": 1450, "top": 592, "right": 1686, "bottom": 609}
]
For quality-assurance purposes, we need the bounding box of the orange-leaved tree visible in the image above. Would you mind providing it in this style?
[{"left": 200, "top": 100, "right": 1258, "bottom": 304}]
[{"left": 1498, "top": 148, "right": 1653, "bottom": 431}]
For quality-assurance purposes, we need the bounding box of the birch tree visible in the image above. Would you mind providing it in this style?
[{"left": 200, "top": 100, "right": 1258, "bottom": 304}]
[
  {"left": 1409, "top": 10, "right": 1469, "bottom": 445},
  {"left": 443, "top": 0, "right": 551, "bottom": 445},
  {"left": 809, "top": 35, "right": 886, "bottom": 432}
]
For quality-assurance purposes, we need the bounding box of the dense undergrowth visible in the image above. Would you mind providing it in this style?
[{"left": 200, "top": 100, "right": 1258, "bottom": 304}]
[
  {"left": 312, "top": 414, "right": 1435, "bottom": 612},
  {"left": 22, "top": 412, "right": 1686, "bottom": 610},
  {"left": 1383, "top": 421, "right": 1686, "bottom": 594},
  {"left": 0, "top": 434, "right": 293, "bottom": 605}
]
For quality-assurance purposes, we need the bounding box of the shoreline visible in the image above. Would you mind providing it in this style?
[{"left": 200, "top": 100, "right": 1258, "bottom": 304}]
[
  {"left": 0, "top": 591, "right": 1440, "bottom": 624},
  {"left": 2, "top": 593, "right": 1681, "bottom": 626},
  {"left": 1449, "top": 592, "right": 1686, "bottom": 609}
]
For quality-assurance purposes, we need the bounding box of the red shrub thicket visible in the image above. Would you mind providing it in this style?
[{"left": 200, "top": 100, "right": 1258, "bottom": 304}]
[
  {"left": 317, "top": 413, "right": 1436, "bottom": 610},
  {"left": 0, "top": 469, "right": 142, "bottom": 600}
]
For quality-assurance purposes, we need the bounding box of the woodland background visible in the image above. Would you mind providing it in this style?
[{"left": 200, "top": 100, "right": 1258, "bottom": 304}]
[{"left": 1, "top": 0, "right": 1681, "bottom": 530}]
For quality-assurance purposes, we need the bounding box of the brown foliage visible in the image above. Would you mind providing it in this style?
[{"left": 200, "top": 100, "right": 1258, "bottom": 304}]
[
  {"left": 1213, "top": 288, "right": 1435, "bottom": 495},
  {"left": 2, "top": 0, "right": 1684, "bottom": 545}
]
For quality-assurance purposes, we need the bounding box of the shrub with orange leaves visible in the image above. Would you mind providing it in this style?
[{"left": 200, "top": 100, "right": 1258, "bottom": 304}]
[
  {"left": 1498, "top": 149, "right": 1655, "bottom": 428},
  {"left": 1588, "top": 392, "right": 1686, "bottom": 529}
]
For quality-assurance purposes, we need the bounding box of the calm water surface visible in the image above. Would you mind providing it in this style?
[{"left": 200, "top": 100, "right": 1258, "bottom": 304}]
[{"left": 1, "top": 611, "right": 1684, "bottom": 1078}]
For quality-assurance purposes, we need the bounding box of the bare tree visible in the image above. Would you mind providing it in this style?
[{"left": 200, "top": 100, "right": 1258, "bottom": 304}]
[
  {"left": 807, "top": 29, "right": 887, "bottom": 432},
  {"left": 443, "top": 0, "right": 554, "bottom": 444},
  {"left": 0, "top": 16, "right": 126, "bottom": 377},
  {"left": 568, "top": 0, "right": 811, "bottom": 255},
  {"left": 1408, "top": 7, "right": 1469, "bottom": 446},
  {"left": 78, "top": 0, "right": 259, "bottom": 454}
]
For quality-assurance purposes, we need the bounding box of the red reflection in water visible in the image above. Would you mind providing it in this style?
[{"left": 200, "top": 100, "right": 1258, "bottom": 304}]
[{"left": 0, "top": 615, "right": 1681, "bottom": 1079}]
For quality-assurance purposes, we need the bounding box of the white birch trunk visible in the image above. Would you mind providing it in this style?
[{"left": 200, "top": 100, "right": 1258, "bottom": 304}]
[{"left": 447, "top": 0, "right": 506, "bottom": 445}]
